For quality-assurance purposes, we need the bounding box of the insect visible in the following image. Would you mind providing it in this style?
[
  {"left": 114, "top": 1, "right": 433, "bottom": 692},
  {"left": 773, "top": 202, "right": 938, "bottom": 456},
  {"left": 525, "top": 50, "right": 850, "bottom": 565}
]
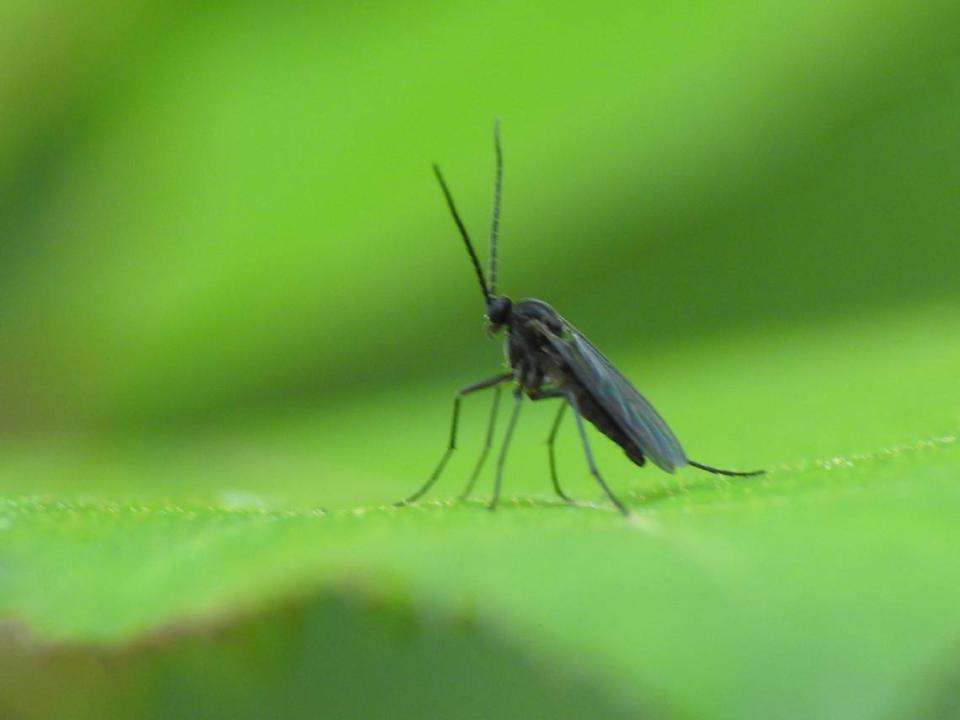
[{"left": 398, "top": 122, "right": 764, "bottom": 516}]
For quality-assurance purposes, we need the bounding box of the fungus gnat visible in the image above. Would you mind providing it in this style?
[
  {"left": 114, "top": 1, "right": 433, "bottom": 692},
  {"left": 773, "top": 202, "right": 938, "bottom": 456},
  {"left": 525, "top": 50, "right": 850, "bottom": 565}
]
[{"left": 398, "top": 122, "right": 763, "bottom": 515}]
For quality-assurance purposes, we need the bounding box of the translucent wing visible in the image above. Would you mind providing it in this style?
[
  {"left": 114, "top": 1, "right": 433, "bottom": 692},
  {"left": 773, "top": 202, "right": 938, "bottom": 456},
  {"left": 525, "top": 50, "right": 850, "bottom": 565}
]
[{"left": 540, "top": 321, "right": 688, "bottom": 473}]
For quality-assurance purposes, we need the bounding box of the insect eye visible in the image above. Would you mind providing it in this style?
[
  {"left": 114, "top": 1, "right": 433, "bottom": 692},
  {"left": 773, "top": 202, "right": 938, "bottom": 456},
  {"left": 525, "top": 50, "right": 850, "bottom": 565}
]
[{"left": 486, "top": 296, "right": 512, "bottom": 325}]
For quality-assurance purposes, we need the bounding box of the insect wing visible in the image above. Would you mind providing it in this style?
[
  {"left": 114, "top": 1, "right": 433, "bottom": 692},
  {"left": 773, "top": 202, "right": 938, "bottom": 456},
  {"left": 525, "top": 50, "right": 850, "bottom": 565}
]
[{"left": 542, "top": 322, "right": 688, "bottom": 472}]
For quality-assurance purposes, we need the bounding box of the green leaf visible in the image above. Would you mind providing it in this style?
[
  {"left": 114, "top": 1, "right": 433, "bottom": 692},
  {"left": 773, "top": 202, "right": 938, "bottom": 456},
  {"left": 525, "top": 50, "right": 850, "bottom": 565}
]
[
  {"left": 3, "top": 302, "right": 960, "bottom": 719},
  {"left": 3, "top": 1, "right": 960, "bottom": 719}
]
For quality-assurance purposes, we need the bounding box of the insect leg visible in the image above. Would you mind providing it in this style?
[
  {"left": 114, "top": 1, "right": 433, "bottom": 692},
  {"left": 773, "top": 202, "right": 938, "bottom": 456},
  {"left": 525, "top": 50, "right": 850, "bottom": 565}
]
[
  {"left": 688, "top": 460, "right": 765, "bottom": 478},
  {"left": 459, "top": 385, "right": 503, "bottom": 500},
  {"left": 397, "top": 372, "right": 512, "bottom": 506},
  {"left": 546, "top": 403, "right": 573, "bottom": 502},
  {"left": 567, "top": 396, "right": 630, "bottom": 516},
  {"left": 489, "top": 388, "right": 524, "bottom": 511}
]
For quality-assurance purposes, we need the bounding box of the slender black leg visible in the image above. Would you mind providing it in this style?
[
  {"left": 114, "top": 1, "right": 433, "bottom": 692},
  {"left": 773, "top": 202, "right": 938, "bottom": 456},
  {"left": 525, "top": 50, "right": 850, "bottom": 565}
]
[
  {"left": 688, "top": 460, "right": 765, "bottom": 477},
  {"left": 459, "top": 385, "right": 502, "bottom": 500},
  {"left": 397, "top": 373, "right": 512, "bottom": 505},
  {"left": 567, "top": 397, "right": 629, "bottom": 516},
  {"left": 546, "top": 403, "right": 573, "bottom": 502},
  {"left": 489, "top": 389, "right": 523, "bottom": 511}
]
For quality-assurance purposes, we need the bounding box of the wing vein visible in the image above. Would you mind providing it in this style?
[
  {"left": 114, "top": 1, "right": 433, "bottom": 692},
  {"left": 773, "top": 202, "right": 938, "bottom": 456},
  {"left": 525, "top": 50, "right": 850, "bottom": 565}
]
[{"left": 540, "top": 321, "right": 688, "bottom": 472}]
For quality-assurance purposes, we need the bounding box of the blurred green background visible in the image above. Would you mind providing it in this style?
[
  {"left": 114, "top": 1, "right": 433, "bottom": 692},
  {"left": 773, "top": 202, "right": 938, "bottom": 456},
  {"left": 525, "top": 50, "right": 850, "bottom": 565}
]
[
  {"left": 3, "top": 2, "right": 960, "bottom": 719},
  {"left": 3, "top": 0, "right": 958, "bottom": 432}
]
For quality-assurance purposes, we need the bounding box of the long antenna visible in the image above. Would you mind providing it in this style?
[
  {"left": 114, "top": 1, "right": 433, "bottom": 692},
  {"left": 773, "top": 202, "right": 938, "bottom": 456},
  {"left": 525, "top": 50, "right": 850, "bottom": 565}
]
[
  {"left": 432, "top": 163, "right": 490, "bottom": 302},
  {"left": 489, "top": 119, "right": 503, "bottom": 295}
]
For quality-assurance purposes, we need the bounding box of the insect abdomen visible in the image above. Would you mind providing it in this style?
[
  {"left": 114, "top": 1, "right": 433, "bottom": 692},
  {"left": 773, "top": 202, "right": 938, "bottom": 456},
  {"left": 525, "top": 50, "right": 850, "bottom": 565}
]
[{"left": 570, "top": 385, "right": 646, "bottom": 467}]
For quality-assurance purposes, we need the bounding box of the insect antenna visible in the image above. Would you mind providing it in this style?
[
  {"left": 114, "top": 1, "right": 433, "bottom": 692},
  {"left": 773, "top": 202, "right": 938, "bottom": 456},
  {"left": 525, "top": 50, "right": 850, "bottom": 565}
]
[
  {"left": 432, "top": 163, "right": 491, "bottom": 302},
  {"left": 489, "top": 119, "right": 503, "bottom": 295}
]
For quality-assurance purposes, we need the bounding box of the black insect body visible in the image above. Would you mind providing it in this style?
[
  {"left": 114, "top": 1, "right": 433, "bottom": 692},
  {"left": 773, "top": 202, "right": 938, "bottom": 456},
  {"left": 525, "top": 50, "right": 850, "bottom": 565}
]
[{"left": 399, "top": 123, "right": 763, "bottom": 516}]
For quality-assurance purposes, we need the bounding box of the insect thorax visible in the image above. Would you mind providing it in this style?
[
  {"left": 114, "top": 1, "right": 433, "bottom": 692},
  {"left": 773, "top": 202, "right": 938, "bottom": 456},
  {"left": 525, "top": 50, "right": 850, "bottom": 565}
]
[{"left": 504, "top": 298, "right": 566, "bottom": 391}]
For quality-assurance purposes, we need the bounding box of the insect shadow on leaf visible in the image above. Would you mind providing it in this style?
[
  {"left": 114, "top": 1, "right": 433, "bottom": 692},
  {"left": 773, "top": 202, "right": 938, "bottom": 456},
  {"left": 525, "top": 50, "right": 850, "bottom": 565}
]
[{"left": 396, "top": 121, "right": 764, "bottom": 516}]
